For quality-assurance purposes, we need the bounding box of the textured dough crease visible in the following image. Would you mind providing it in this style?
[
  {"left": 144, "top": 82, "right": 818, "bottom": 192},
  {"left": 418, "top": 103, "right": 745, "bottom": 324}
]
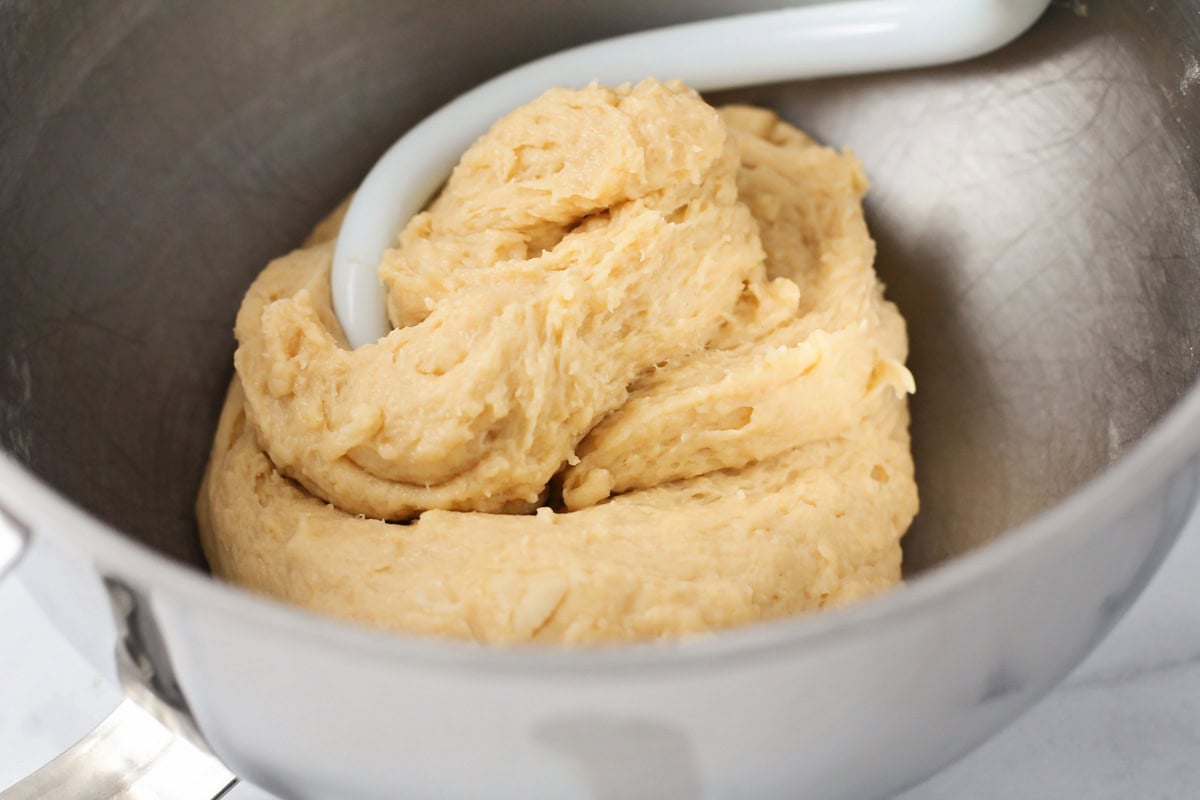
[{"left": 198, "top": 80, "right": 918, "bottom": 644}]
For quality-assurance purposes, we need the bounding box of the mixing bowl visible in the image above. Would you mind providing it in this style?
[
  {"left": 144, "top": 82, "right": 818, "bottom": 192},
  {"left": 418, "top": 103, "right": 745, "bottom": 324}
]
[{"left": 1, "top": 1, "right": 1199, "bottom": 798}]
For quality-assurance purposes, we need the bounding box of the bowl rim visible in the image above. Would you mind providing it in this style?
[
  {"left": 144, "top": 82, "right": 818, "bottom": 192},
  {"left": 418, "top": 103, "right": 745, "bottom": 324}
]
[{"left": 2, "top": 367, "right": 1197, "bottom": 675}]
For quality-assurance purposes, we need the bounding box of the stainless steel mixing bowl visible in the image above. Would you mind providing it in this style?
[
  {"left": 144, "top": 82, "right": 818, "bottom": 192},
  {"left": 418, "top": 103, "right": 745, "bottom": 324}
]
[{"left": 1, "top": 1, "right": 1198, "bottom": 798}]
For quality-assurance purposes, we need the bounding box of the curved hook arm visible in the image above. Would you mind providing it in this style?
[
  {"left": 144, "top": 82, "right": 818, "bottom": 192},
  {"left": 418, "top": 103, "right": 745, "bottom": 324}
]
[{"left": 331, "top": 0, "right": 1052, "bottom": 347}]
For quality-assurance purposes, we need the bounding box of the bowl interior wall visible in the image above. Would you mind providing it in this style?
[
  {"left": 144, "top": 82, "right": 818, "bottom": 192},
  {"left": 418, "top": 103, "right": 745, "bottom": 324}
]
[{"left": 1, "top": 0, "right": 1198, "bottom": 574}]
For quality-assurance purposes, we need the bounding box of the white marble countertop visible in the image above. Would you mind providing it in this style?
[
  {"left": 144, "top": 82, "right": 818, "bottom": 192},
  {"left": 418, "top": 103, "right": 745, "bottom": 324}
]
[{"left": 2, "top": 507, "right": 1198, "bottom": 799}]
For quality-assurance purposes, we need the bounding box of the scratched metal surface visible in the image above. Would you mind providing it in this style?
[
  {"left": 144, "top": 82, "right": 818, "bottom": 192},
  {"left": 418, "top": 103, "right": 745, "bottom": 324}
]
[{"left": 0, "top": 0, "right": 1197, "bottom": 572}]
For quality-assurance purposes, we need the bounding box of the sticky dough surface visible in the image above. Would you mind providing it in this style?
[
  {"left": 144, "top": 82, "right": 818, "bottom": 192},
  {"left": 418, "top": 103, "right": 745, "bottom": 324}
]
[{"left": 198, "top": 80, "right": 918, "bottom": 643}]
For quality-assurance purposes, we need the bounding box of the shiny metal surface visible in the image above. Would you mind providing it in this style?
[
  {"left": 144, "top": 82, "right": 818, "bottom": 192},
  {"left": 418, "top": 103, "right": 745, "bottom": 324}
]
[
  {"left": 0, "top": 575, "right": 238, "bottom": 799},
  {"left": 0, "top": 699, "right": 235, "bottom": 800}
]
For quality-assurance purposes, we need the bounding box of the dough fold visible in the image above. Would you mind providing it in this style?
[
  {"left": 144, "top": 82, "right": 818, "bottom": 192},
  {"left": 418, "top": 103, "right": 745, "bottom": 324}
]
[{"left": 199, "top": 80, "right": 918, "bottom": 644}]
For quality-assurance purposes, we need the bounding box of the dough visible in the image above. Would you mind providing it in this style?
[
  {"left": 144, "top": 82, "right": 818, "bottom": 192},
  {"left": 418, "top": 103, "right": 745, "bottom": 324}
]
[{"left": 197, "top": 79, "right": 917, "bottom": 644}]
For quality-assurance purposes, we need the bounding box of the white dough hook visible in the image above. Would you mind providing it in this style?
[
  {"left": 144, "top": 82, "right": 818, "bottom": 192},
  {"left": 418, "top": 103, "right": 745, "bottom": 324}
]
[{"left": 332, "top": 0, "right": 1052, "bottom": 348}]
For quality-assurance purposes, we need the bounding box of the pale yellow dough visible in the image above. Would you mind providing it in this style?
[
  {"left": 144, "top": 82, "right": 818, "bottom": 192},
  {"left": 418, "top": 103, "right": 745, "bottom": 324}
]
[{"left": 197, "top": 79, "right": 918, "bottom": 644}]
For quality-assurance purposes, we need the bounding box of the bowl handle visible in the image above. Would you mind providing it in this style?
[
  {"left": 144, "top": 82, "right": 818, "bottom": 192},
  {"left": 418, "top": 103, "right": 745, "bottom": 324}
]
[
  {"left": 0, "top": 699, "right": 236, "bottom": 800},
  {"left": 0, "top": 538, "right": 238, "bottom": 799}
]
